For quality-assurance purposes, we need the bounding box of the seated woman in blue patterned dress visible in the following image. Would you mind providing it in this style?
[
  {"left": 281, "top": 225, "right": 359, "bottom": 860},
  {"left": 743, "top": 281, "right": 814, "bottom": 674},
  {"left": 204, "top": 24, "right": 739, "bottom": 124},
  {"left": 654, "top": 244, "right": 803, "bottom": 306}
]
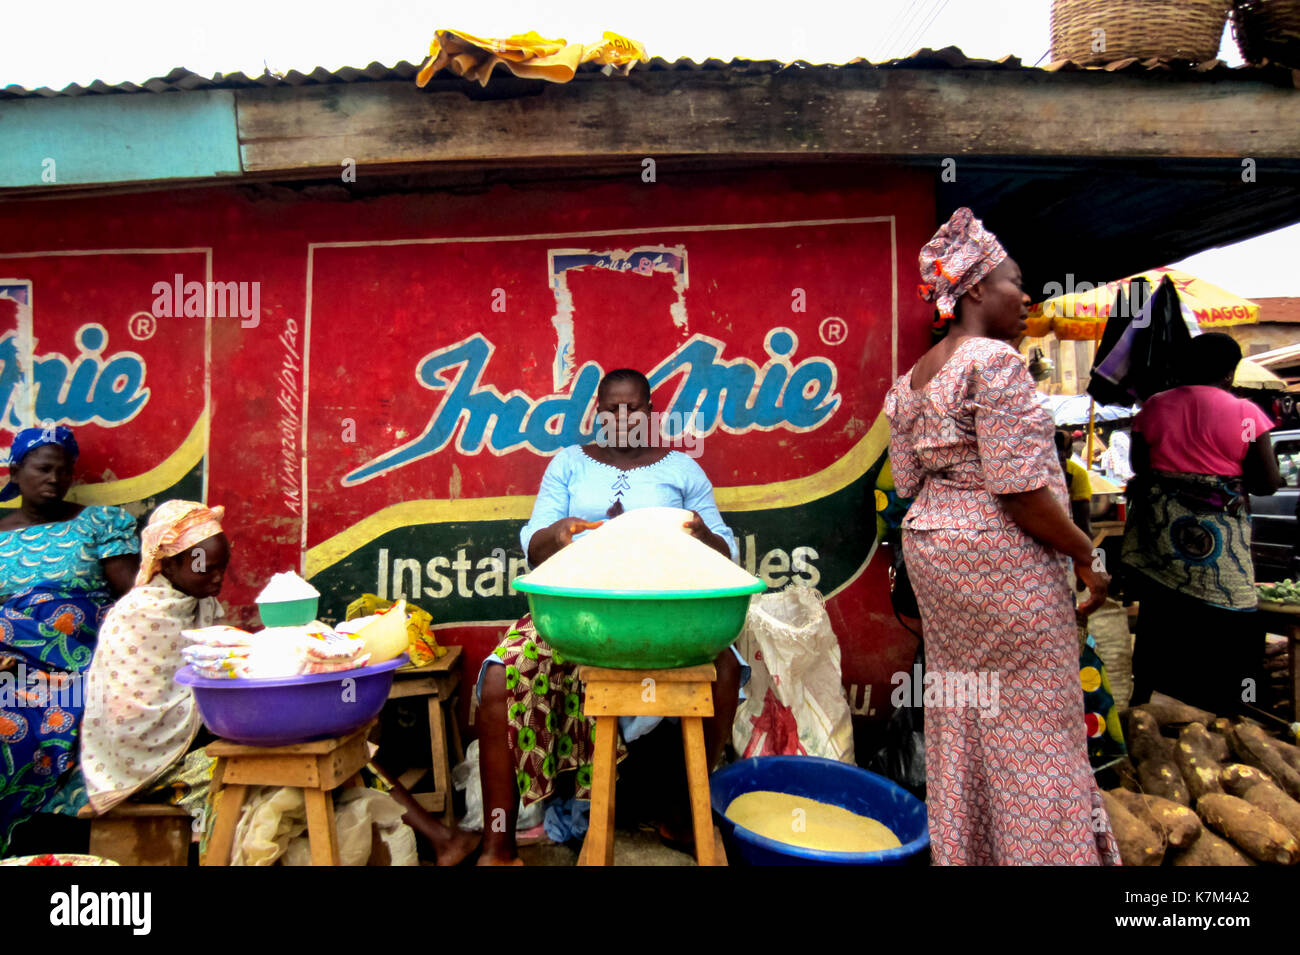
[
  {"left": 0, "top": 426, "right": 139, "bottom": 855},
  {"left": 475, "top": 369, "right": 744, "bottom": 865}
]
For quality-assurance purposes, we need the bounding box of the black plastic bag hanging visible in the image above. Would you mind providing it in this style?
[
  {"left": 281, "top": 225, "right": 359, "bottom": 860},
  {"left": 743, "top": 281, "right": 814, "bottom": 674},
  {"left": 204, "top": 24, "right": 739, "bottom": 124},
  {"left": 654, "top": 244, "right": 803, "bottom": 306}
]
[
  {"left": 1089, "top": 275, "right": 1191, "bottom": 404},
  {"left": 1087, "top": 277, "right": 1149, "bottom": 407},
  {"left": 867, "top": 640, "right": 927, "bottom": 801}
]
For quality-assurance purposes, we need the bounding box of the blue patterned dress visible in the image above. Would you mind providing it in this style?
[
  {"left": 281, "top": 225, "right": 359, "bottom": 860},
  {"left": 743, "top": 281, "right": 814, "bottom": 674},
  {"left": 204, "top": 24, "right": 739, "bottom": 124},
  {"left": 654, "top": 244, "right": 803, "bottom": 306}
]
[{"left": 0, "top": 505, "right": 138, "bottom": 854}]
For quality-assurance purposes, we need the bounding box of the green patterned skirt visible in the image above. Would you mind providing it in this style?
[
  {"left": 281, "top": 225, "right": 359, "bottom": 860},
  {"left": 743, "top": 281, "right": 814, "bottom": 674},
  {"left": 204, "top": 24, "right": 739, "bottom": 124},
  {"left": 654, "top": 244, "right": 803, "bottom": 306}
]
[{"left": 488, "top": 615, "right": 627, "bottom": 807}]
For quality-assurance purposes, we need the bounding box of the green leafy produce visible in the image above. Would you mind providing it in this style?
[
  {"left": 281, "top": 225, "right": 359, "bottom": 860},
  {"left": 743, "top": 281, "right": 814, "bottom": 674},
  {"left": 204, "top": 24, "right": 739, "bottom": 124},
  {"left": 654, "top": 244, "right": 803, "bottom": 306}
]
[{"left": 1258, "top": 579, "right": 1300, "bottom": 603}]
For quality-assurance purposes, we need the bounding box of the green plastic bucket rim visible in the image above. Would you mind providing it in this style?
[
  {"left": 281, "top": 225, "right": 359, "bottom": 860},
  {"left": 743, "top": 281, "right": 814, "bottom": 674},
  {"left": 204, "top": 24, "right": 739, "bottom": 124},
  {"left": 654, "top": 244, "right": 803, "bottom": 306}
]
[{"left": 513, "top": 578, "right": 765, "bottom": 600}]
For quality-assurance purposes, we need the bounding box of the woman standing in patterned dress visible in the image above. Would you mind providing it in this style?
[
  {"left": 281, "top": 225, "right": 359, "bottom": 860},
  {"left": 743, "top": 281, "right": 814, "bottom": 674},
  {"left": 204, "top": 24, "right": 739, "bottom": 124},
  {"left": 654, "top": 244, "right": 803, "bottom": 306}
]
[{"left": 884, "top": 208, "right": 1120, "bottom": 865}]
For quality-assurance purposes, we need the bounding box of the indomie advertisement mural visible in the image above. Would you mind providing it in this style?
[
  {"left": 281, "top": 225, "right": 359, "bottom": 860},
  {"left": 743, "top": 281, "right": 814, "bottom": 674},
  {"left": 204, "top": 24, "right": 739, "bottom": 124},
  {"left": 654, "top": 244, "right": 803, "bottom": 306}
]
[{"left": 0, "top": 170, "right": 935, "bottom": 732}]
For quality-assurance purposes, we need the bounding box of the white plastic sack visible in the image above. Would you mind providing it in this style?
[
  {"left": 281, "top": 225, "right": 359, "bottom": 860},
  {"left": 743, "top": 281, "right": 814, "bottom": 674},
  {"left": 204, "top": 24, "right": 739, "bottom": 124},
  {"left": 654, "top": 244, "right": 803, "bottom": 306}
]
[
  {"left": 282, "top": 787, "right": 418, "bottom": 866},
  {"left": 732, "top": 585, "right": 855, "bottom": 763},
  {"left": 230, "top": 786, "right": 307, "bottom": 866},
  {"left": 452, "top": 739, "right": 545, "bottom": 832}
]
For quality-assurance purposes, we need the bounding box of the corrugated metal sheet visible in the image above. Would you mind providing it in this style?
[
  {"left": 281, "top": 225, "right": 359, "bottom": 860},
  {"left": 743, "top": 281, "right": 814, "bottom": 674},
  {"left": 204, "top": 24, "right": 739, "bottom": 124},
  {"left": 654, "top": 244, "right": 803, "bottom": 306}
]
[{"left": 2, "top": 46, "right": 1282, "bottom": 100}]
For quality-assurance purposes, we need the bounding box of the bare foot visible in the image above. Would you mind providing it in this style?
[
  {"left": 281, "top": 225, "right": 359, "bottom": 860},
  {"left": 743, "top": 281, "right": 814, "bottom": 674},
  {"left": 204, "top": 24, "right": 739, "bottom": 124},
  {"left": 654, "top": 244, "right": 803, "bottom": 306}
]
[
  {"left": 656, "top": 820, "right": 696, "bottom": 851},
  {"left": 476, "top": 850, "right": 525, "bottom": 866},
  {"left": 436, "top": 827, "right": 482, "bottom": 867}
]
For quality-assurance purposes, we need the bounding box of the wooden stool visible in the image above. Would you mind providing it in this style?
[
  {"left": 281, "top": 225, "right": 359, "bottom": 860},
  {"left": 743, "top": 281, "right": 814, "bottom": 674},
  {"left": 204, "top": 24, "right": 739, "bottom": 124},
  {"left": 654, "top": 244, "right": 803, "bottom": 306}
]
[
  {"left": 202, "top": 720, "right": 375, "bottom": 866},
  {"left": 576, "top": 663, "right": 727, "bottom": 867},
  {"left": 77, "top": 801, "right": 191, "bottom": 866},
  {"left": 384, "top": 645, "right": 465, "bottom": 824}
]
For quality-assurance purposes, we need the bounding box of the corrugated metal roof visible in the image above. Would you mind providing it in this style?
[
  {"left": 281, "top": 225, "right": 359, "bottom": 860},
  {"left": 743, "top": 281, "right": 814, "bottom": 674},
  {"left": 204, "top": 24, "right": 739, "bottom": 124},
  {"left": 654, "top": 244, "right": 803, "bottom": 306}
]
[{"left": 2, "top": 46, "right": 1284, "bottom": 99}]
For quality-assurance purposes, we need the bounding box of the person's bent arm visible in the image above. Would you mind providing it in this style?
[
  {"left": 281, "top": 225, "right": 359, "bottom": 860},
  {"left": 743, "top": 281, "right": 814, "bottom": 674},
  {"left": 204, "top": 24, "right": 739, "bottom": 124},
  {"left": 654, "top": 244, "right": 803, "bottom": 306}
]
[
  {"left": 684, "top": 511, "right": 731, "bottom": 559},
  {"left": 1245, "top": 432, "right": 1283, "bottom": 495},
  {"left": 999, "top": 487, "right": 1108, "bottom": 616},
  {"left": 527, "top": 517, "right": 604, "bottom": 567}
]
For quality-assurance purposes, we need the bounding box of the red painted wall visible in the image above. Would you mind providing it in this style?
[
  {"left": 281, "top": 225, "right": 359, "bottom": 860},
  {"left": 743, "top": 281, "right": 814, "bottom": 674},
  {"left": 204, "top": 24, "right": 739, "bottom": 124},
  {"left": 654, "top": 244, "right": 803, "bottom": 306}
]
[{"left": 0, "top": 165, "right": 936, "bottom": 741}]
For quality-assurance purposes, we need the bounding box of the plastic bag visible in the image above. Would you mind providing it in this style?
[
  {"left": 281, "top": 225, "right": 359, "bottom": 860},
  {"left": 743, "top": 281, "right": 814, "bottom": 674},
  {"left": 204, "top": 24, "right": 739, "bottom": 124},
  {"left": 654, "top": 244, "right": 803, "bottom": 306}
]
[
  {"left": 282, "top": 788, "right": 418, "bottom": 866},
  {"left": 230, "top": 786, "right": 306, "bottom": 866},
  {"left": 867, "top": 644, "right": 926, "bottom": 800},
  {"left": 731, "top": 585, "right": 855, "bottom": 763},
  {"left": 346, "top": 593, "right": 443, "bottom": 666},
  {"left": 452, "top": 739, "right": 546, "bottom": 832}
]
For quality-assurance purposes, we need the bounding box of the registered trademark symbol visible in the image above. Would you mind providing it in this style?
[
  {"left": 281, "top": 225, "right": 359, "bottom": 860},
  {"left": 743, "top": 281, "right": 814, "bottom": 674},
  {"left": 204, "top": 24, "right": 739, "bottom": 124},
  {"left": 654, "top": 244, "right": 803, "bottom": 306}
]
[
  {"left": 819, "top": 316, "right": 847, "bottom": 346},
  {"left": 128, "top": 311, "right": 156, "bottom": 341}
]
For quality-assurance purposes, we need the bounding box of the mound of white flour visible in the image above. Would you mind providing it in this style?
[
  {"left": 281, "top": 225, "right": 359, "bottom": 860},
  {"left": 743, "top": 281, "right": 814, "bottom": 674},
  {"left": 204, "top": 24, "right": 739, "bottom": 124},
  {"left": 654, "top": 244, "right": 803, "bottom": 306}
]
[
  {"left": 256, "top": 571, "right": 320, "bottom": 603},
  {"left": 519, "top": 507, "right": 758, "bottom": 591}
]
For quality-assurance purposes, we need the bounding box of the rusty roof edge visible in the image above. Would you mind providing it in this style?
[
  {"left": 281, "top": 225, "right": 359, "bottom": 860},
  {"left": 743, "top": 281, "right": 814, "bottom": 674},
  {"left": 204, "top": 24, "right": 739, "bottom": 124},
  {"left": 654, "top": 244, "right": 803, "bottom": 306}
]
[{"left": 3, "top": 47, "right": 1295, "bottom": 99}]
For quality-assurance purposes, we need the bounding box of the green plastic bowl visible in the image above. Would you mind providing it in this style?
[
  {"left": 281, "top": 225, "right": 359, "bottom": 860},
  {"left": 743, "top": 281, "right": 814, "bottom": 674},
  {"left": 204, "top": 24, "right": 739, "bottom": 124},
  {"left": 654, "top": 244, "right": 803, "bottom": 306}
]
[
  {"left": 257, "top": 596, "right": 319, "bottom": 628},
  {"left": 512, "top": 579, "right": 766, "bottom": 669}
]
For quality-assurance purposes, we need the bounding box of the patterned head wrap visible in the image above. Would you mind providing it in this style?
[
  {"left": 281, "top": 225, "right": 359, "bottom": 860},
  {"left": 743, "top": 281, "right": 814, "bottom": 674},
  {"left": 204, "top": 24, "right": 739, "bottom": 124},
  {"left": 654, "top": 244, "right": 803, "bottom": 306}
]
[
  {"left": 917, "top": 207, "right": 1008, "bottom": 328},
  {"left": 1, "top": 425, "right": 80, "bottom": 501},
  {"left": 137, "top": 499, "right": 226, "bottom": 586}
]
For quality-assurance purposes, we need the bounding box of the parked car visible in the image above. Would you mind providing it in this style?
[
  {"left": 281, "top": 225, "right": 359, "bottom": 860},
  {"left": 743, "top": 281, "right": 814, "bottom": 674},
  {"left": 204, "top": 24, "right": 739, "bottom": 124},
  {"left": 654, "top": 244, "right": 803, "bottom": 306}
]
[{"left": 1250, "top": 428, "right": 1300, "bottom": 582}]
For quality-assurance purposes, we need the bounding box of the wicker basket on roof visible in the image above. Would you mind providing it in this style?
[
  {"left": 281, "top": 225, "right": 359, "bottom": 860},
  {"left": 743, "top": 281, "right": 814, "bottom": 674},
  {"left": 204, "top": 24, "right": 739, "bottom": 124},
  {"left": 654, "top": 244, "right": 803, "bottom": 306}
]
[
  {"left": 1051, "top": 0, "right": 1233, "bottom": 65},
  {"left": 1232, "top": 0, "right": 1300, "bottom": 67}
]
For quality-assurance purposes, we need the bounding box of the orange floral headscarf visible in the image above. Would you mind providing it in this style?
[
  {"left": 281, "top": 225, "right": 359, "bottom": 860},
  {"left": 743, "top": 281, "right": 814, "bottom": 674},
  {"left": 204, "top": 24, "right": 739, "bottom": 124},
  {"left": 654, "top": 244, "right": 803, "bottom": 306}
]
[
  {"left": 918, "top": 207, "right": 1007, "bottom": 328},
  {"left": 136, "top": 500, "right": 226, "bottom": 586}
]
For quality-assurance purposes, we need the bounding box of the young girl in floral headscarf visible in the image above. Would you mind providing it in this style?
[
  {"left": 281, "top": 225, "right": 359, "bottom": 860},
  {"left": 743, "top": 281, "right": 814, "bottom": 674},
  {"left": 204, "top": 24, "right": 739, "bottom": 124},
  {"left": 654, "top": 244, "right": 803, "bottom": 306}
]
[{"left": 80, "top": 500, "right": 228, "bottom": 818}]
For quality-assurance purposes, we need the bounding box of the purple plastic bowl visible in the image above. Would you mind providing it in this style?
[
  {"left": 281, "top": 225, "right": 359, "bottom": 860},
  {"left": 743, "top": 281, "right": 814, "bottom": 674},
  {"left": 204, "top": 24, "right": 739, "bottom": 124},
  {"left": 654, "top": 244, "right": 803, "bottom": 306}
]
[{"left": 174, "top": 656, "right": 406, "bottom": 747}]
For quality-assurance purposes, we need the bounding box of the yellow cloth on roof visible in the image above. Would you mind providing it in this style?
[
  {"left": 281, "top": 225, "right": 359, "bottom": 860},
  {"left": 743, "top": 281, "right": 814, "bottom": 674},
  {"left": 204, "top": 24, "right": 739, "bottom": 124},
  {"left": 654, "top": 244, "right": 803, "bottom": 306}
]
[{"left": 416, "top": 29, "right": 648, "bottom": 87}]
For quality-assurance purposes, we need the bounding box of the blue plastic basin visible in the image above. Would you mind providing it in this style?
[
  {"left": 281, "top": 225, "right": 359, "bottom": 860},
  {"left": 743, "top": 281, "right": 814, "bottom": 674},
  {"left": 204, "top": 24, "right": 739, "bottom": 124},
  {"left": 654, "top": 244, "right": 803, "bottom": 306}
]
[
  {"left": 174, "top": 656, "right": 406, "bottom": 747},
  {"left": 710, "top": 755, "right": 930, "bottom": 865}
]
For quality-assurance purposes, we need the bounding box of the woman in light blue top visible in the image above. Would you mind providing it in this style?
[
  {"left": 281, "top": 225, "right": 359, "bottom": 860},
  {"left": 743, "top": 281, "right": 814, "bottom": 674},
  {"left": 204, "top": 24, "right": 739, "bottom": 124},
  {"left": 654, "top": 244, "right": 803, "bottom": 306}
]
[{"left": 475, "top": 369, "right": 744, "bottom": 865}]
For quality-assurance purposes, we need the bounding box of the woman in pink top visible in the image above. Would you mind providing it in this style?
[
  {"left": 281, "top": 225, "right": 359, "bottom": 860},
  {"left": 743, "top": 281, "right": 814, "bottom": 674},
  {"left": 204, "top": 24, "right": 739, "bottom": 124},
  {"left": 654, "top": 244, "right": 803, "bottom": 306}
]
[{"left": 1122, "top": 332, "right": 1282, "bottom": 715}]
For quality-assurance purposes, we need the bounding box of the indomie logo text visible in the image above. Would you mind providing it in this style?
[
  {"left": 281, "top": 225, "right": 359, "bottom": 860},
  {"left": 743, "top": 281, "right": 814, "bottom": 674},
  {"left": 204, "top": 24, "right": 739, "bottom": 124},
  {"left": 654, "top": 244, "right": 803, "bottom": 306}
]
[
  {"left": 0, "top": 324, "right": 149, "bottom": 430},
  {"left": 344, "top": 327, "right": 839, "bottom": 485}
]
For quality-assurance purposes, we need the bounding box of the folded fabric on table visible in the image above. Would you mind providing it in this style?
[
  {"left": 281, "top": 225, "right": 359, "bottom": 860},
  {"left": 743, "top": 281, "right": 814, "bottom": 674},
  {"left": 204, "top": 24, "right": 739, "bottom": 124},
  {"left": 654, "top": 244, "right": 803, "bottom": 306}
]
[
  {"left": 181, "top": 624, "right": 369, "bottom": 678},
  {"left": 190, "top": 660, "right": 254, "bottom": 679},
  {"left": 182, "top": 645, "right": 251, "bottom": 663},
  {"left": 182, "top": 625, "right": 254, "bottom": 647}
]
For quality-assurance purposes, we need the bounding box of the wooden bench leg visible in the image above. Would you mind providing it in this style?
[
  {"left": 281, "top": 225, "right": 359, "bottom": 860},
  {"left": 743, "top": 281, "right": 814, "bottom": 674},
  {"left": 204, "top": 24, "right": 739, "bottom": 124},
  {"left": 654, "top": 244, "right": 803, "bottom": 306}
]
[
  {"left": 428, "top": 695, "right": 453, "bottom": 826},
  {"left": 448, "top": 695, "right": 465, "bottom": 764},
  {"left": 682, "top": 716, "right": 719, "bottom": 866},
  {"left": 303, "top": 787, "right": 341, "bottom": 866},
  {"left": 580, "top": 715, "right": 619, "bottom": 866},
  {"left": 203, "top": 778, "right": 247, "bottom": 867}
]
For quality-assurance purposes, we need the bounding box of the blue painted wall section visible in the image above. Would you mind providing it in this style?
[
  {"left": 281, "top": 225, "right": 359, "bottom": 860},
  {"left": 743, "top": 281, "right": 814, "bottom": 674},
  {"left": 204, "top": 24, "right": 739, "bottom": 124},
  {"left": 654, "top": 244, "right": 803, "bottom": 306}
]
[{"left": 0, "top": 91, "right": 242, "bottom": 187}]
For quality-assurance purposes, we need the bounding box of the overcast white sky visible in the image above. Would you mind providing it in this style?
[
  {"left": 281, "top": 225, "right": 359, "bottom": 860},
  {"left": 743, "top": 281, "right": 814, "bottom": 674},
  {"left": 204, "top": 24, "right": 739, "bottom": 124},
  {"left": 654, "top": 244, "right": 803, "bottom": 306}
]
[{"left": 4, "top": 0, "right": 1296, "bottom": 299}]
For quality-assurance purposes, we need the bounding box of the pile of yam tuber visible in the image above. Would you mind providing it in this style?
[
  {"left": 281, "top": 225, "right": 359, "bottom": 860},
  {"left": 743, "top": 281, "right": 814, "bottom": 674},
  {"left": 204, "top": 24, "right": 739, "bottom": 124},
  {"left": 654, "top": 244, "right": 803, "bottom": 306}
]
[{"left": 1106, "top": 696, "right": 1300, "bottom": 866}]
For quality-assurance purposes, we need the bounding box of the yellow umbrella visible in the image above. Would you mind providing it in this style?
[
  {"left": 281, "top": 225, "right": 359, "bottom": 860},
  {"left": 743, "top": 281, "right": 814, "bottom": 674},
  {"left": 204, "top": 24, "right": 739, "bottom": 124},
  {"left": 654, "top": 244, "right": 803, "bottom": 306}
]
[
  {"left": 1025, "top": 268, "right": 1260, "bottom": 342},
  {"left": 1235, "top": 358, "right": 1286, "bottom": 391}
]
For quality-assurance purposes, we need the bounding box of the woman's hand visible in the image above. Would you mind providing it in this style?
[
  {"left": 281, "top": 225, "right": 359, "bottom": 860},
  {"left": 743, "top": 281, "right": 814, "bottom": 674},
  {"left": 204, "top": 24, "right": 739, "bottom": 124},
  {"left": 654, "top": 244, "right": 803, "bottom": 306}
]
[
  {"left": 527, "top": 517, "right": 604, "bottom": 567},
  {"left": 1073, "top": 557, "right": 1110, "bottom": 618},
  {"left": 555, "top": 517, "right": 603, "bottom": 548},
  {"left": 0, "top": 656, "right": 15, "bottom": 672},
  {"left": 684, "top": 511, "right": 731, "bottom": 558}
]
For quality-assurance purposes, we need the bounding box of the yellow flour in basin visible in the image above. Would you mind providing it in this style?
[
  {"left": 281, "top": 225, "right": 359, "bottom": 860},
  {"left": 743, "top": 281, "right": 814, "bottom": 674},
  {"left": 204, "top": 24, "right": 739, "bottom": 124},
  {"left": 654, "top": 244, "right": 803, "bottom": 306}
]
[{"left": 725, "top": 791, "right": 902, "bottom": 853}]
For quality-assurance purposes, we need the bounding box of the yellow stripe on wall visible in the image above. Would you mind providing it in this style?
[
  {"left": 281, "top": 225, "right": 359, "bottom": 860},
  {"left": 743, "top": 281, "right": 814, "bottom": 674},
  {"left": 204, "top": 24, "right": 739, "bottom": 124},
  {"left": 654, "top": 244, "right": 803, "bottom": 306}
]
[
  {"left": 2, "top": 413, "right": 207, "bottom": 509},
  {"left": 305, "top": 410, "right": 890, "bottom": 577}
]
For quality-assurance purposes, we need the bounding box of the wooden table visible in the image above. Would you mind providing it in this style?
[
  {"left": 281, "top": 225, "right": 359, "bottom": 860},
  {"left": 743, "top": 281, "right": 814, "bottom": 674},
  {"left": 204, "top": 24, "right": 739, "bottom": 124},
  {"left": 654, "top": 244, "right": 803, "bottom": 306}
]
[
  {"left": 1091, "top": 519, "right": 1126, "bottom": 549},
  {"left": 1255, "top": 601, "right": 1300, "bottom": 722},
  {"left": 384, "top": 644, "right": 464, "bottom": 824}
]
